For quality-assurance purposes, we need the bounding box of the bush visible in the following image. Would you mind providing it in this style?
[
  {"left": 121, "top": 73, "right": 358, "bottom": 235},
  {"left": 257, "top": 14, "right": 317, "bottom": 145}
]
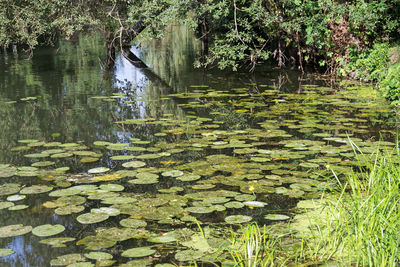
[{"left": 380, "top": 62, "right": 400, "bottom": 103}]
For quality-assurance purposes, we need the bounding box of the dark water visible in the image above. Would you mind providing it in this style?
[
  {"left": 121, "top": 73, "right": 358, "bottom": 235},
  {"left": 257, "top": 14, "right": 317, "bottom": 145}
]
[{"left": 0, "top": 26, "right": 397, "bottom": 266}]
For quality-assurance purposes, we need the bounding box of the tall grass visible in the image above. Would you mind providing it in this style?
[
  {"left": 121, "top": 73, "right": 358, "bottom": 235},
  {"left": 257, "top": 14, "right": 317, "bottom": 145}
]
[
  {"left": 319, "top": 141, "right": 400, "bottom": 266},
  {"left": 228, "top": 223, "right": 278, "bottom": 267}
]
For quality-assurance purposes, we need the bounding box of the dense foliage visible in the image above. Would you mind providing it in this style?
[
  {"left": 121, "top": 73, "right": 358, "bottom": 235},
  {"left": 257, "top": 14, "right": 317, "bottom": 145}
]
[{"left": 1, "top": 0, "right": 399, "bottom": 71}]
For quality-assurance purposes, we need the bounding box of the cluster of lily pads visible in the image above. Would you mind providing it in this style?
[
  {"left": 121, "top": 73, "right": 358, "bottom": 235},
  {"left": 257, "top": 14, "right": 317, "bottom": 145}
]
[{"left": 0, "top": 82, "right": 396, "bottom": 265}]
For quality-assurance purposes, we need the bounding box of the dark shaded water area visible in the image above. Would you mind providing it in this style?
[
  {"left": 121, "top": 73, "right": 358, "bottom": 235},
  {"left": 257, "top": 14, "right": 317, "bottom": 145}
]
[{"left": 0, "top": 26, "right": 398, "bottom": 266}]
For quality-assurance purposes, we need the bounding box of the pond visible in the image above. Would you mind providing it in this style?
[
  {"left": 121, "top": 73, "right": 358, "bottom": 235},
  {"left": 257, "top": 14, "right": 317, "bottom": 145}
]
[{"left": 0, "top": 26, "right": 397, "bottom": 266}]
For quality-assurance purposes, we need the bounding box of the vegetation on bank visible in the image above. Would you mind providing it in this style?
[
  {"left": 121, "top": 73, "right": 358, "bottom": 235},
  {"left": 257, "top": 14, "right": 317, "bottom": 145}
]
[
  {"left": 1, "top": 1, "right": 399, "bottom": 70},
  {"left": 227, "top": 143, "right": 400, "bottom": 266}
]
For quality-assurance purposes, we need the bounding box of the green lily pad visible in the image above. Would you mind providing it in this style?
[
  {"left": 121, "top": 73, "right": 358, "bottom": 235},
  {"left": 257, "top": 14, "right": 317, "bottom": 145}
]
[
  {"left": 51, "top": 152, "right": 74, "bottom": 159},
  {"left": 24, "top": 153, "right": 49, "bottom": 158},
  {"left": 20, "top": 185, "right": 53, "bottom": 194},
  {"left": 224, "top": 215, "right": 252, "bottom": 224},
  {"left": 224, "top": 201, "right": 245, "bottom": 209},
  {"left": 243, "top": 201, "right": 267, "bottom": 208},
  {"left": 77, "top": 213, "right": 109, "bottom": 224},
  {"left": 147, "top": 232, "right": 178, "bottom": 243},
  {"left": 9, "top": 205, "right": 29, "bottom": 211},
  {"left": 110, "top": 155, "right": 135, "bottom": 161},
  {"left": 177, "top": 174, "right": 201, "bottom": 182},
  {"left": 120, "top": 219, "right": 147, "bottom": 228},
  {"left": 80, "top": 157, "right": 99, "bottom": 163},
  {"left": 0, "top": 202, "right": 14, "bottom": 210},
  {"left": 121, "top": 247, "right": 156, "bottom": 258},
  {"left": 32, "top": 224, "right": 65, "bottom": 237},
  {"left": 55, "top": 205, "right": 85, "bottom": 215},
  {"left": 161, "top": 170, "right": 184, "bottom": 177},
  {"left": 88, "top": 167, "right": 110, "bottom": 174},
  {"left": 84, "top": 252, "right": 113, "bottom": 260},
  {"left": 50, "top": 254, "right": 85, "bottom": 266},
  {"left": 31, "top": 161, "right": 55, "bottom": 167},
  {"left": 264, "top": 214, "right": 290, "bottom": 220},
  {"left": 0, "top": 248, "right": 14, "bottom": 257},
  {"left": 122, "top": 161, "right": 146, "bottom": 168},
  {"left": 6, "top": 194, "right": 25, "bottom": 201},
  {"left": 99, "top": 184, "right": 124, "bottom": 192},
  {"left": 40, "top": 237, "right": 76, "bottom": 248},
  {"left": 0, "top": 184, "right": 20, "bottom": 196},
  {"left": 0, "top": 224, "right": 32, "bottom": 238},
  {"left": 91, "top": 207, "right": 120, "bottom": 216},
  {"left": 185, "top": 206, "right": 215, "bottom": 214}
]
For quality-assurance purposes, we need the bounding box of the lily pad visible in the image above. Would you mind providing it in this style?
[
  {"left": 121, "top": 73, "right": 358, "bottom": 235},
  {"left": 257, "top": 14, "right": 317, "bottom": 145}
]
[
  {"left": 0, "top": 202, "right": 14, "bottom": 210},
  {"left": 6, "top": 194, "right": 26, "bottom": 201},
  {"left": 55, "top": 205, "right": 85, "bottom": 215},
  {"left": 77, "top": 213, "right": 109, "bottom": 224},
  {"left": 185, "top": 206, "right": 215, "bottom": 214},
  {"left": 120, "top": 219, "right": 147, "bottom": 228},
  {"left": 122, "top": 161, "right": 146, "bottom": 168},
  {"left": 161, "top": 170, "right": 184, "bottom": 177},
  {"left": 84, "top": 252, "right": 113, "bottom": 260},
  {"left": 99, "top": 184, "right": 124, "bottom": 192},
  {"left": 91, "top": 207, "right": 120, "bottom": 216},
  {"left": 224, "top": 215, "right": 252, "bottom": 224},
  {"left": 121, "top": 247, "right": 156, "bottom": 258},
  {"left": 0, "top": 248, "right": 14, "bottom": 257},
  {"left": 264, "top": 214, "right": 290, "bottom": 221},
  {"left": 147, "top": 232, "right": 177, "bottom": 243},
  {"left": 40, "top": 237, "right": 75, "bottom": 248},
  {"left": 0, "top": 224, "right": 32, "bottom": 237},
  {"left": 9, "top": 205, "right": 29, "bottom": 211},
  {"left": 50, "top": 253, "right": 85, "bottom": 266},
  {"left": 32, "top": 224, "right": 65, "bottom": 237},
  {"left": 88, "top": 167, "right": 110, "bottom": 174}
]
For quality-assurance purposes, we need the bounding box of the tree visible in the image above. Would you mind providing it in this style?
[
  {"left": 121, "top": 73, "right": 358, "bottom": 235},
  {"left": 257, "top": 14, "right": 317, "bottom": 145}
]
[{"left": 1, "top": 0, "right": 399, "bottom": 71}]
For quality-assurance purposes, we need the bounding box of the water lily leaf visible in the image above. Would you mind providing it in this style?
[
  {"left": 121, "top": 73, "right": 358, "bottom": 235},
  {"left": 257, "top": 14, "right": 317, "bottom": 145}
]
[
  {"left": 93, "top": 141, "right": 111, "bottom": 147},
  {"left": 120, "top": 219, "right": 147, "bottom": 228},
  {"left": 31, "top": 161, "right": 55, "bottom": 167},
  {"left": 0, "top": 224, "right": 32, "bottom": 238},
  {"left": 40, "top": 237, "right": 76, "bottom": 248},
  {"left": 77, "top": 213, "right": 109, "bottom": 224},
  {"left": 55, "top": 205, "right": 85, "bottom": 215},
  {"left": 57, "top": 196, "right": 86, "bottom": 206},
  {"left": 224, "top": 201, "right": 245, "bottom": 209},
  {"left": 147, "top": 232, "right": 177, "bottom": 243},
  {"left": 6, "top": 194, "right": 26, "bottom": 201},
  {"left": 80, "top": 157, "right": 99, "bottom": 163},
  {"left": 18, "top": 139, "right": 39, "bottom": 144},
  {"left": 177, "top": 174, "right": 201, "bottom": 182},
  {"left": 32, "top": 224, "right": 65, "bottom": 237},
  {"left": 91, "top": 207, "right": 120, "bottom": 216},
  {"left": 243, "top": 201, "right": 267, "bottom": 208},
  {"left": 0, "top": 202, "right": 14, "bottom": 210},
  {"left": 50, "top": 253, "right": 85, "bottom": 266},
  {"left": 175, "top": 249, "right": 204, "bottom": 262},
  {"left": 121, "top": 247, "right": 156, "bottom": 258},
  {"left": 110, "top": 155, "right": 135, "bottom": 161},
  {"left": 99, "top": 184, "right": 124, "bottom": 191},
  {"left": 66, "top": 262, "right": 94, "bottom": 267},
  {"left": 264, "top": 214, "right": 290, "bottom": 221},
  {"left": 224, "top": 215, "right": 252, "bottom": 224},
  {"left": 136, "top": 172, "right": 159, "bottom": 180},
  {"left": 0, "top": 184, "right": 20, "bottom": 196},
  {"left": 8, "top": 204, "right": 29, "bottom": 210},
  {"left": 84, "top": 252, "right": 113, "bottom": 260},
  {"left": 185, "top": 206, "right": 215, "bottom": 214},
  {"left": 51, "top": 152, "right": 74, "bottom": 159},
  {"left": 91, "top": 174, "right": 121, "bottom": 182},
  {"left": 122, "top": 161, "right": 146, "bottom": 168},
  {"left": 161, "top": 170, "right": 184, "bottom": 177},
  {"left": 88, "top": 167, "right": 110, "bottom": 174},
  {"left": 0, "top": 248, "right": 14, "bottom": 257}
]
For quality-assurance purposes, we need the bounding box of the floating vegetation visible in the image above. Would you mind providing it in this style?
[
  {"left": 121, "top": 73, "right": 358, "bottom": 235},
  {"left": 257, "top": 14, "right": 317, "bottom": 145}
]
[{"left": 0, "top": 77, "right": 397, "bottom": 266}]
